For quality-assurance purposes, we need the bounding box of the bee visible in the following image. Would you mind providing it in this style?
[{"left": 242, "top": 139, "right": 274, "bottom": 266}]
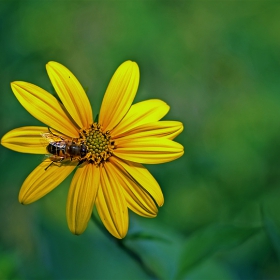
[{"left": 42, "top": 129, "right": 87, "bottom": 170}]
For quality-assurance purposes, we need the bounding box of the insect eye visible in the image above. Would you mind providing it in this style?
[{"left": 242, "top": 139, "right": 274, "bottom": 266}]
[{"left": 80, "top": 144, "right": 87, "bottom": 158}]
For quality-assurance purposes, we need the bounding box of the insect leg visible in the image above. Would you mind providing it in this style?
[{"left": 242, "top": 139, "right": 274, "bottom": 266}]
[
  {"left": 45, "top": 161, "right": 54, "bottom": 171},
  {"left": 45, "top": 155, "right": 65, "bottom": 171}
]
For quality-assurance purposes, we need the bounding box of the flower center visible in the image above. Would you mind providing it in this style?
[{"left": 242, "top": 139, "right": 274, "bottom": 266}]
[{"left": 79, "top": 123, "right": 114, "bottom": 166}]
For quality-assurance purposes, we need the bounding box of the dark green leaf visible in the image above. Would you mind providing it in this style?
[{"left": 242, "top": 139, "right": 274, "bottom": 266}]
[{"left": 177, "top": 224, "right": 262, "bottom": 279}]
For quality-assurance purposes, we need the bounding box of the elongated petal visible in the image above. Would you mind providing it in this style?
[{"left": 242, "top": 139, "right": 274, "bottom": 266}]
[
  {"left": 95, "top": 163, "right": 128, "bottom": 239},
  {"left": 11, "top": 82, "right": 79, "bottom": 138},
  {"left": 1, "top": 126, "right": 49, "bottom": 154},
  {"left": 19, "top": 160, "right": 76, "bottom": 204},
  {"left": 109, "top": 157, "right": 158, "bottom": 217},
  {"left": 111, "top": 99, "right": 170, "bottom": 138},
  {"left": 46, "top": 61, "right": 93, "bottom": 129},
  {"left": 114, "top": 121, "right": 183, "bottom": 140},
  {"left": 67, "top": 164, "right": 100, "bottom": 235},
  {"left": 111, "top": 157, "right": 164, "bottom": 207},
  {"left": 114, "top": 138, "right": 184, "bottom": 164},
  {"left": 99, "top": 61, "right": 139, "bottom": 131}
]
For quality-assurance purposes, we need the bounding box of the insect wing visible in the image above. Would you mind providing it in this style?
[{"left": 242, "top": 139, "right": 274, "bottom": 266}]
[{"left": 41, "top": 132, "right": 63, "bottom": 143}]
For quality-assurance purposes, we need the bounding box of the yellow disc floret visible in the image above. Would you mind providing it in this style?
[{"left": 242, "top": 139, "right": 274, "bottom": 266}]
[{"left": 79, "top": 123, "right": 114, "bottom": 166}]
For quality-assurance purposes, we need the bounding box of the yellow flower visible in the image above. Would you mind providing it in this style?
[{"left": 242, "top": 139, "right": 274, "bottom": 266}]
[{"left": 1, "top": 61, "right": 184, "bottom": 238}]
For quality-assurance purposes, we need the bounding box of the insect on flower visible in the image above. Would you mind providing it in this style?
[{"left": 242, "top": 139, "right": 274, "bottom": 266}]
[
  {"left": 1, "top": 60, "right": 184, "bottom": 238},
  {"left": 42, "top": 128, "right": 88, "bottom": 170}
]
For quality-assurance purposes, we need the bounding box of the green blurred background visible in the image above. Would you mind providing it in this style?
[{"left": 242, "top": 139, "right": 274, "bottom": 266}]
[{"left": 1, "top": 1, "right": 280, "bottom": 279}]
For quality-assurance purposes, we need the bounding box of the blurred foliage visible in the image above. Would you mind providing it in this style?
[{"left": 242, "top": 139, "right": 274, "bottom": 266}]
[{"left": 1, "top": 0, "right": 280, "bottom": 279}]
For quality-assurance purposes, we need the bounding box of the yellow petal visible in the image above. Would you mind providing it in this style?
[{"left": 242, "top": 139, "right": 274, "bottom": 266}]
[
  {"left": 67, "top": 164, "right": 100, "bottom": 235},
  {"left": 111, "top": 157, "right": 164, "bottom": 207},
  {"left": 1, "top": 126, "right": 49, "bottom": 154},
  {"left": 99, "top": 61, "right": 139, "bottom": 131},
  {"left": 111, "top": 99, "right": 170, "bottom": 138},
  {"left": 95, "top": 163, "right": 128, "bottom": 239},
  {"left": 11, "top": 82, "right": 79, "bottom": 138},
  {"left": 114, "top": 138, "right": 184, "bottom": 164},
  {"left": 109, "top": 157, "right": 158, "bottom": 217},
  {"left": 46, "top": 61, "right": 93, "bottom": 129},
  {"left": 114, "top": 121, "right": 184, "bottom": 140},
  {"left": 19, "top": 160, "right": 76, "bottom": 204}
]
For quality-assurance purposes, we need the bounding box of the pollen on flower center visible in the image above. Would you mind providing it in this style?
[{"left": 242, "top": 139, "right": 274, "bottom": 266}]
[{"left": 79, "top": 123, "right": 114, "bottom": 166}]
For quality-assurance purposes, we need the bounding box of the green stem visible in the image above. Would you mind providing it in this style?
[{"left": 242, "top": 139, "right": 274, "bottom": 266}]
[{"left": 91, "top": 214, "right": 158, "bottom": 280}]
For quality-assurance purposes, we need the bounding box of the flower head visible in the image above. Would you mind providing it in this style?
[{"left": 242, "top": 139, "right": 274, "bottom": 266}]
[{"left": 1, "top": 61, "right": 184, "bottom": 238}]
